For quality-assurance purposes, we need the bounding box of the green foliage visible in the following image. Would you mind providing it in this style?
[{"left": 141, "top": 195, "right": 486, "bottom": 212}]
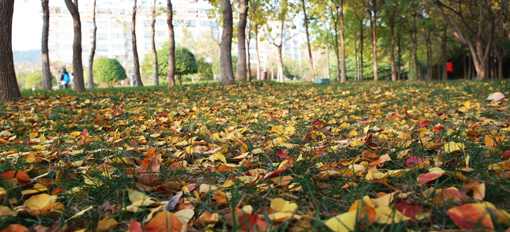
[
  {"left": 23, "top": 70, "right": 57, "bottom": 90},
  {"left": 197, "top": 59, "right": 213, "bottom": 80},
  {"left": 142, "top": 44, "right": 198, "bottom": 78},
  {"left": 93, "top": 58, "right": 127, "bottom": 84}
]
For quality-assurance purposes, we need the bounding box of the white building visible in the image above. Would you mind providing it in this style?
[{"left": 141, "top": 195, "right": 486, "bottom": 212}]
[{"left": 45, "top": 1, "right": 304, "bottom": 79}]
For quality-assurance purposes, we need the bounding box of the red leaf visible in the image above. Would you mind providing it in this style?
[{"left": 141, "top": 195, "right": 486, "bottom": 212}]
[
  {"left": 447, "top": 204, "right": 494, "bottom": 230},
  {"left": 406, "top": 155, "right": 427, "bottom": 168},
  {"left": 81, "top": 129, "right": 89, "bottom": 136},
  {"left": 0, "top": 224, "right": 29, "bottom": 232},
  {"left": 417, "top": 172, "right": 442, "bottom": 184},
  {"left": 276, "top": 151, "right": 288, "bottom": 159},
  {"left": 396, "top": 203, "right": 422, "bottom": 220},
  {"left": 128, "top": 219, "right": 143, "bottom": 232},
  {"left": 0, "top": 170, "right": 31, "bottom": 182},
  {"left": 263, "top": 169, "right": 283, "bottom": 180},
  {"left": 503, "top": 150, "right": 510, "bottom": 160},
  {"left": 419, "top": 121, "right": 428, "bottom": 127}
]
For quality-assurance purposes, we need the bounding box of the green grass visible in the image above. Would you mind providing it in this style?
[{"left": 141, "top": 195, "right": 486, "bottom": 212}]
[{"left": 1, "top": 79, "right": 510, "bottom": 231}]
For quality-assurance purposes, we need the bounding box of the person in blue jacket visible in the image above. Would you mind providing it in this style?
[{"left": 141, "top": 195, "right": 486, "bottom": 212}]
[{"left": 60, "top": 68, "right": 70, "bottom": 89}]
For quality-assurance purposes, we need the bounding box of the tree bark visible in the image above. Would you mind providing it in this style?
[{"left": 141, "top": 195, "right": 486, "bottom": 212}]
[
  {"left": 220, "top": 0, "right": 235, "bottom": 85},
  {"left": 301, "top": 0, "right": 315, "bottom": 79},
  {"left": 64, "top": 0, "right": 85, "bottom": 91},
  {"left": 370, "top": 0, "right": 378, "bottom": 81},
  {"left": 132, "top": 0, "right": 143, "bottom": 87},
  {"left": 332, "top": 5, "right": 340, "bottom": 82},
  {"left": 441, "top": 25, "right": 447, "bottom": 80},
  {"left": 277, "top": 45, "right": 284, "bottom": 82},
  {"left": 0, "top": 0, "right": 21, "bottom": 101},
  {"left": 41, "top": 0, "right": 52, "bottom": 90},
  {"left": 359, "top": 19, "right": 364, "bottom": 80},
  {"left": 246, "top": 39, "right": 251, "bottom": 81},
  {"left": 236, "top": 0, "right": 248, "bottom": 82},
  {"left": 388, "top": 7, "right": 397, "bottom": 82},
  {"left": 411, "top": 17, "right": 418, "bottom": 81},
  {"left": 166, "top": 0, "right": 175, "bottom": 86},
  {"left": 87, "top": 0, "right": 97, "bottom": 89},
  {"left": 151, "top": 0, "right": 159, "bottom": 86},
  {"left": 339, "top": 0, "right": 346, "bottom": 83},
  {"left": 255, "top": 28, "right": 261, "bottom": 81}
]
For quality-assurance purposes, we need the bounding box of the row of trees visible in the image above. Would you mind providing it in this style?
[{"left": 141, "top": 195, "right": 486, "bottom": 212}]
[{"left": 1, "top": 0, "right": 510, "bottom": 100}]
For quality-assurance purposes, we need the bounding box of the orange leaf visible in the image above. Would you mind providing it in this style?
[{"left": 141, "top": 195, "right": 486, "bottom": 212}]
[
  {"left": 143, "top": 211, "right": 183, "bottom": 232},
  {"left": 447, "top": 204, "right": 494, "bottom": 230},
  {"left": 0, "top": 170, "right": 31, "bottom": 182},
  {"left": 0, "top": 224, "right": 28, "bottom": 232},
  {"left": 195, "top": 212, "right": 220, "bottom": 228}
]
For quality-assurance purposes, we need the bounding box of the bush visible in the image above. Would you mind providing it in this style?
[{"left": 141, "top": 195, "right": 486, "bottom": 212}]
[
  {"left": 24, "top": 70, "right": 57, "bottom": 90},
  {"left": 141, "top": 44, "right": 198, "bottom": 85},
  {"left": 93, "top": 58, "right": 127, "bottom": 85}
]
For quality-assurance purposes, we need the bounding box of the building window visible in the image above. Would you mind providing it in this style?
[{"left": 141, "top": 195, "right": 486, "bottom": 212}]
[
  {"left": 186, "top": 20, "right": 197, "bottom": 27},
  {"left": 188, "top": 8, "right": 197, "bottom": 14},
  {"left": 145, "top": 43, "right": 151, "bottom": 49},
  {"left": 49, "top": 45, "right": 56, "bottom": 52},
  {"left": 97, "top": 44, "right": 109, "bottom": 51},
  {"left": 97, "top": 21, "right": 108, "bottom": 28},
  {"left": 173, "top": 20, "right": 179, "bottom": 27},
  {"left": 113, "top": 33, "right": 123, "bottom": 39},
  {"left": 200, "top": 21, "right": 209, "bottom": 27},
  {"left": 144, "top": 20, "right": 151, "bottom": 27},
  {"left": 97, "top": 33, "right": 108, "bottom": 40},
  {"left": 144, "top": 31, "right": 151, "bottom": 38},
  {"left": 156, "top": 19, "right": 166, "bottom": 25},
  {"left": 157, "top": 30, "right": 165, "bottom": 37},
  {"left": 113, "top": 44, "right": 124, "bottom": 50}
]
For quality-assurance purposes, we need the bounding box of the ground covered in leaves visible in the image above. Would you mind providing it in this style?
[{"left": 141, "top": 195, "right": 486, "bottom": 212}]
[{"left": 1, "top": 80, "right": 510, "bottom": 232}]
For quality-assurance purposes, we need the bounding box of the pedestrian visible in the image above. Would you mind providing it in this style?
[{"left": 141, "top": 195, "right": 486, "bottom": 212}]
[
  {"left": 60, "top": 68, "right": 70, "bottom": 89},
  {"left": 446, "top": 59, "right": 454, "bottom": 79}
]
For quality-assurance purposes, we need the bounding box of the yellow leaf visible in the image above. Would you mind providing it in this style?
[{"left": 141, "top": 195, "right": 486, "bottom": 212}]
[
  {"left": 374, "top": 206, "right": 411, "bottom": 224},
  {"left": 213, "top": 152, "right": 227, "bottom": 164},
  {"left": 0, "top": 205, "right": 16, "bottom": 218},
  {"left": 325, "top": 210, "right": 358, "bottom": 232},
  {"left": 66, "top": 206, "right": 93, "bottom": 221},
  {"left": 97, "top": 217, "right": 117, "bottom": 232},
  {"left": 174, "top": 209, "right": 195, "bottom": 224},
  {"left": 443, "top": 142, "right": 465, "bottom": 153},
  {"left": 271, "top": 126, "right": 285, "bottom": 134},
  {"left": 23, "top": 194, "right": 57, "bottom": 211},
  {"left": 29, "top": 132, "right": 38, "bottom": 139},
  {"left": 348, "top": 130, "right": 358, "bottom": 137},
  {"left": 252, "top": 148, "right": 264, "bottom": 154},
  {"left": 270, "top": 198, "right": 297, "bottom": 213}
]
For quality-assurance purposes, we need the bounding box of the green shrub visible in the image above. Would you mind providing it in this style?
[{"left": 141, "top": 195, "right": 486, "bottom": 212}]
[
  {"left": 93, "top": 58, "right": 127, "bottom": 85},
  {"left": 24, "top": 70, "right": 57, "bottom": 90}
]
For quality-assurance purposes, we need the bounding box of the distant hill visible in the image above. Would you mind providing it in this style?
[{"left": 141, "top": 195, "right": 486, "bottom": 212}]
[{"left": 13, "top": 49, "right": 42, "bottom": 64}]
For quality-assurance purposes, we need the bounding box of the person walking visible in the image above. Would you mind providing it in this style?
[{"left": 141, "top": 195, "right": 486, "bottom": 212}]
[
  {"left": 446, "top": 60, "right": 454, "bottom": 79},
  {"left": 60, "top": 68, "right": 70, "bottom": 89}
]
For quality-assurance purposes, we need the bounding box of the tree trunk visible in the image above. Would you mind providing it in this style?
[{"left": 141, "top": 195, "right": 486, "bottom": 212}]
[
  {"left": 0, "top": 0, "right": 21, "bottom": 101},
  {"left": 151, "top": 0, "right": 159, "bottom": 86},
  {"left": 64, "top": 0, "right": 85, "bottom": 91},
  {"left": 463, "top": 52, "right": 467, "bottom": 79},
  {"left": 389, "top": 11, "right": 396, "bottom": 81},
  {"left": 220, "top": 0, "right": 235, "bottom": 85},
  {"left": 497, "top": 54, "right": 503, "bottom": 79},
  {"left": 332, "top": 7, "right": 340, "bottom": 82},
  {"left": 467, "top": 52, "right": 472, "bottom": 80},
  {"left": 339, "top": 0, "right": 346, "bottom": 83},
  {"left": 246, "top": 39, "right": 251, "bottom": 81},
  {"left": 371, "top": 0, "right": 378, "bottom": 81},
  {"left": 301, "top": 0, "right": 315, "bottom": 79},
  {"left": 397, "top": 35, "right": 401, "bottom": 80},
  {"left": 360, "top": 20, "right": 364, "bottom": 80},
  {"left": 277, "top": 45, "right": 284, "bottom": 82},
  {"left": 412, "top": 18, "right": 418, "bottom": 81},
  {"left": 87, "top": 0, "right": 97, "bottom": 89},
  {"left": 41, "top": 0, "right": 52, "bottom": 90},
  {"left": 132, "top": 0, "right": 143, "bottom": 87},
  {"left": 255, "top": 28, "right": 261, "bottom": 81},
  {"left": 166, "top": 0, "right": 175, "bottom": 86},
  {"left": 236, "top": 0, "right": 248, "bottom": 82}
]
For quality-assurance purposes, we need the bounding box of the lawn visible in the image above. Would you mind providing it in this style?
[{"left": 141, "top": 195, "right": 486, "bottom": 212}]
[{"left": 1, "top": 80, "right": 509, "bottom": 231}]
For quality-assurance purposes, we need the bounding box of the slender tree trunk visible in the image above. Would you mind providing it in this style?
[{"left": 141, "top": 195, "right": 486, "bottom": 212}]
[
  {"left": 64, "top": 0, "right": 85, "bottom": 91},
  {"left": 246, "top": 39, "right": 251, "bottom": 81},
  {"left": 236, "top": 0, "right": 248, "bottom": 81},
  {"left": 371, "top": 0, "right": 378, "bottom": 81},
  {"left": 132, "top": 0, "right": 143, "bottom": 87},
  {"left": 397, "top": 35, "right": 401, "bottom": 80},
  {"left": 87, "top": 0, "right": 97, "bottom": 89},
  {"left": 326, "top": 36, "right": 330, "bottom": 79},
  {"left": 467, "top": 52, "right": 472, "bottom": 80},
  {"left": 277, "top": 45, "right": 284, "bottom": 82},
  {"left": 464, "top": 52, "right": 467, "bottom": 79},
  {"left": 360, "top": 20, "right": 364, "bottom": 80},
  {"left": 220, "top": 0, "right": 235, "bottom": 85},
  {"left": 498, "top": 54, "right": 503, "bottom": 79},
  {"left": 166, "top": 0, "right": 175, "bottom": 86},
  {"left": 412, "top": 18, "right": 418, "bottom": 81},
  {"left": 389, "top": 11, "right": 396, "bottom": 81},
  {"left": 333, "top": 10, "right": 340, "bottom": 82},
  {"left": 354, "top": 39, "right": 358, "bottom": 81},
  {"left": 339, "top": 0, "right": 346, "bottom": 83},
  {"left": 301, "top": 0, "right": 315, "bottom": 79},
  {"left": 0, "top": 0, "right": 21, "bottom": 100},
  {"left": 255, "top": 28, "right": 261, "bottom": 81},
  {"left": 41, "top": 0, "right": 52, "bottom": 90},
  {"left": 151, "top": 0, "right": 159, "bottom": 86}
]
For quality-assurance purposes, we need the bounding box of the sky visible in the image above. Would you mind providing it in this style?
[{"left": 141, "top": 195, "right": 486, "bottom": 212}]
[{"left": 13, "top": 1, "right": 43, "bottom": 51}]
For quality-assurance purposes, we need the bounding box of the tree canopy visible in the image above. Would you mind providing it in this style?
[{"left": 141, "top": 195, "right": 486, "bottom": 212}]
[{"left": 93, "top": 58, "right": 127, "bottom": 85}]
